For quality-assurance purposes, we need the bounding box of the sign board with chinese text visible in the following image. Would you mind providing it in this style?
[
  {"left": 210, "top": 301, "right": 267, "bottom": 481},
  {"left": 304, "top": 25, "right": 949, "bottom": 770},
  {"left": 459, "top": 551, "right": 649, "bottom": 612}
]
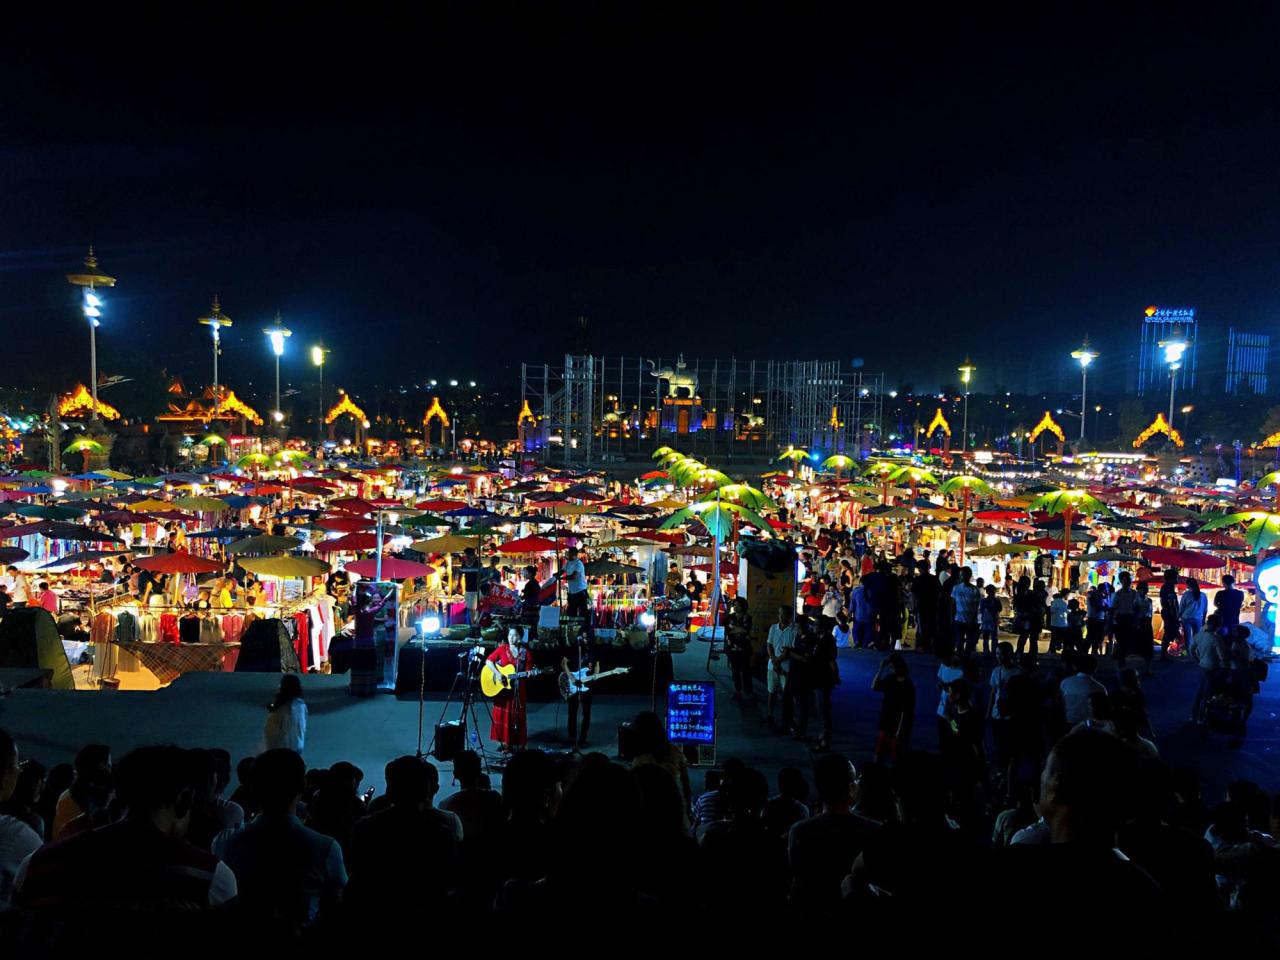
[{"left": 666, "top": 680, "right": 716, "bottom": 745}]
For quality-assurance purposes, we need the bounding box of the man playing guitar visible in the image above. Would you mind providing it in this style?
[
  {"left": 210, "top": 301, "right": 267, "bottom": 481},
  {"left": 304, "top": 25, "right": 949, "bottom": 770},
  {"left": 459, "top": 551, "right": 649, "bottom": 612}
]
[{"left": 561, "top": 627, "right": 596, "bottom": 751}]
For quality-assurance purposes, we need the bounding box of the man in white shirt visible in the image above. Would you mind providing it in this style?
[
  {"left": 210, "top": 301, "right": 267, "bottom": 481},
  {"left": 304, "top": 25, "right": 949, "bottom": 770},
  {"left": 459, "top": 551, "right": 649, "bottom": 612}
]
[
  {"left": 1058, "top": 654, "right": 1106, "bottom": 726},
  {"left": 558, "top": 547, "right": 590, "bottom": 621},
  {"left": 0, "top": 729, "right": 42, "bottom": 909},
  {"left": 766, "top": 606, "right": 796, "bottom": 730},
  {"left": 6, "top": 567, "right": 29, "bottom": 606}
]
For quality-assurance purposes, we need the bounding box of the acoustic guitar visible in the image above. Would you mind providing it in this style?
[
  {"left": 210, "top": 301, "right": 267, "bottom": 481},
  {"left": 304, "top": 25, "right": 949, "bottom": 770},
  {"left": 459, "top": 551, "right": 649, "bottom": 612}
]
[{"left": 480, "top": 661, "right": 551, "bottom": 698}]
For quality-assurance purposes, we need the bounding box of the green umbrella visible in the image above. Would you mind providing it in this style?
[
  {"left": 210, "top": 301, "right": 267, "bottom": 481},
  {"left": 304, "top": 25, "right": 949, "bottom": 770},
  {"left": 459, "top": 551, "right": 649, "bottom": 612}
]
[
  {"left": 698, "top": 483, "right": 772, "bottom": 511},
  {"left": 226, "top": 534, "right": 302, "bottom": 555},
  {"left": 236, "top": 555, "right": 331, "bottom": 578},
  {"left": 660, "top": 500, "right": 770, "bottom": 539},
  {"left": 777, "top": 446, "right": 808, "bottom": 464},
  {"left": 939, "top": 474, "right": 996, "bottom": 563},
  {"left": 1027, "top": 489, "right": 1112, "bottom": 588},
  {"left": 197, "top": 433, "right": 228, "bottom": 446},
  {"left": 174, "top": 496, "right": 231, "bottom": 513},
  {"left": 1199, "top": 510, "right": 1280, "bottom": 555},
  {"left": 11, "top": 503, "right": 88, "bottom": 521},
  {"left": 820, "top": 454, "right": 856, "bottom": 476}
]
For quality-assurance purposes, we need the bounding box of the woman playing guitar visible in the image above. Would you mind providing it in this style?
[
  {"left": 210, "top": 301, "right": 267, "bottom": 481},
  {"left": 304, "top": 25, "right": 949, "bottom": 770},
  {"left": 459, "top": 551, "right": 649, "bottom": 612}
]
[{"left": 486, "top": 628, "right": 531, "bottom": 753}]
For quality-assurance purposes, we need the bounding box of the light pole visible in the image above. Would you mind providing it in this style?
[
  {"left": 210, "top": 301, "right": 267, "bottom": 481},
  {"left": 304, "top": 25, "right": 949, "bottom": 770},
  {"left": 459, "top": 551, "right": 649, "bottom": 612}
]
[
  {"left": 198, "top": 297, "right": 232, "bottom": 419},
  {"left": 1070, "top": 339, "right": 1097, "bottom": 444},
  {"left": 958, "top": 359, "right": 975, "bottom": 452},
  {"left": 311, "top": 344, "right": 328, "bottom": 446},
  {"left": 1159, "top": 328, "right": 1187, "bottom": 428},
  {"left": 65, "top": 248, "right": 116, "bottom": 422},
  {"left": 264, "top": 317, "right": 292, "bottom": 435}
]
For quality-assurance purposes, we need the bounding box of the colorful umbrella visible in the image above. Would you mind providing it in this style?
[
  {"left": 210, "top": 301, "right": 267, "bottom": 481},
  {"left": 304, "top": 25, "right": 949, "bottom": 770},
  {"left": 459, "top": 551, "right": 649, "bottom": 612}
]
[
  {"left": 226, "top": 534, "right": 302, "bottom": 555},
  {"left": 132, "top": 550, "right": 225, "bottom": 574},
  {"left": 1141, "top": 547, "right": 1227, "bottom": 570},
  {"left": 343, "top": 557, "right": 435, "bottom": 579},
  {"left": 315, "top": 533, "right": 379, "bottom": 554},
  {"left": 236, "top": 555, "right": 331, "bottom": 578},
  {"left": 496, "top": 535, "right": 559, "bottom": 554}
]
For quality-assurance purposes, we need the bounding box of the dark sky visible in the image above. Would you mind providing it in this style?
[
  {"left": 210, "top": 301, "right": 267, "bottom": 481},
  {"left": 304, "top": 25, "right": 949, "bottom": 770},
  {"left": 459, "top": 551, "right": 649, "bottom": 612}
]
[{"left": 3, "top": 4, "right": 1280, "bottom": 405}]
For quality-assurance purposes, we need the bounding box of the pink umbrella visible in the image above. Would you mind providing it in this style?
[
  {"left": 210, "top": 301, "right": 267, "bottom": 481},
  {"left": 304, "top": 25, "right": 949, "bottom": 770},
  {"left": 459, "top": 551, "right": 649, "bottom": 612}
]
[
  {"left": 497, "top": 535, "right": 559, "bottom": 554},
  {"left": 1141, "top": 547, "right": 1227, "bottom": 570},
  {"left": 344, "top": 557, "right": 435, "bottom": 579}
]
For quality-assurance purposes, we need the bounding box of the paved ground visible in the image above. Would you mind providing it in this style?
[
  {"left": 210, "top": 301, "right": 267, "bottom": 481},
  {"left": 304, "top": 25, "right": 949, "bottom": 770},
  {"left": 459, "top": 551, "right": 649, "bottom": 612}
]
[{"left": 1, "top": 640, "right": 1276, "bottom": 802}]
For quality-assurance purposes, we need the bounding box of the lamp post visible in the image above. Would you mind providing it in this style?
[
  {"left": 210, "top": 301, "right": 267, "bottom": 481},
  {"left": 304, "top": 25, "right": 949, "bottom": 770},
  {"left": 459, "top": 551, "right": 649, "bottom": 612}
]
[
  {"left": 1158, "top": 328, "right": 1188, "bottom": 429},
  {"left": 311, "top": 344, "right": 328, "bottom": 447},
  {"left": 1070, "top": 340, "right": 1097, "bottom": 444},
  {"left": 197, "top": 297, "right": 232, "bottom": 419},
  {"left": 957, "top": 359, "right": 975, "bottom": 452},
  {"left": 65, "top": 248, "right": 116, "bottom": 422},
  {"left": 264, "top": 317, "right": 291, "bottom": 435}
]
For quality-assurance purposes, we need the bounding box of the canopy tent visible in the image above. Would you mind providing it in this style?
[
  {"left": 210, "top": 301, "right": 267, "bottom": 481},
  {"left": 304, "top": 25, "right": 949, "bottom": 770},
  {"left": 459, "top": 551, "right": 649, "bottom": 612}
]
[
  {"left": 0, "top": 608, "right": 74, "bottom": 689},
  {"left": 236, "top": 555, "right": 331, "bottom": 579}
]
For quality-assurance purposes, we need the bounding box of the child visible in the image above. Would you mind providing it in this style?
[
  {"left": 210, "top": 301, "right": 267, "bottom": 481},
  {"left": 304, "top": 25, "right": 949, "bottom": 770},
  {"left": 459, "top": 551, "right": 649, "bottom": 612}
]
[
  {"left": 1066, "top": 598, "right": 1086, "bottom": 658},
  {"left": 833, "top": 609, "right": 852, "bottom": 648},
  {"left": 980, "top": 584, "right": 1002, "bottom": 655}
]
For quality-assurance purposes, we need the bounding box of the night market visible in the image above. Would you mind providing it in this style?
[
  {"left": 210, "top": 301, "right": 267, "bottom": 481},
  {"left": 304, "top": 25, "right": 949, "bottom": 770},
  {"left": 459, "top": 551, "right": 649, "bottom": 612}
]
[{"left": 1, "top": 5, "right": 1279, "bottom": 952}]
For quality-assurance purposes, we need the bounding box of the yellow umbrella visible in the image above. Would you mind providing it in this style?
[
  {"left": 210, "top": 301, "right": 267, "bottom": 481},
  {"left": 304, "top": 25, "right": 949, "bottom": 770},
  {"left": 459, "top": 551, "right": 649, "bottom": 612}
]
[
  {"left": 648, "top": 498, "right": 687, "bottom": 510},
  {"left": 175, "top": 496, "right": 231, "bottom": 513},
  {"left": 997, "top": 496, "right": 1035, "bottom": 508},
  {"left": 129, "top": 498, "right": 171, "bottom": 512},
  {"left": 99, "top": 469, "right": 133, "bottom": 480},
  {"left": 410, "top": 534, "right": 481, "bottom": 553},
  {"left": 236, "top": 555, "right": 331, "bottom": 578},
  {"left": 967, "top": 541, "right": 1037, "bottom": 556}
]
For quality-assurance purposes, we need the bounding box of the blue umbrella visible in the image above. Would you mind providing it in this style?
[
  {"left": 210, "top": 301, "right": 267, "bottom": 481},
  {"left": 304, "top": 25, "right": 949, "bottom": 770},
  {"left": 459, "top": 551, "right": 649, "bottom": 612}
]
[
  {"left": 19, "top": 486, "right": 52, "bottom": 494},
  {"left": 444, "top": 506, "right": 491, "bottom": 518},
  {"left": 186, "top": 526, "right": 260, "bottom": 541},
  {"left": 72, "top": 472, "right": 113, "bottom": 481},
  {"left": 282, "top": 507, "right": 319, "bottom": 519}
]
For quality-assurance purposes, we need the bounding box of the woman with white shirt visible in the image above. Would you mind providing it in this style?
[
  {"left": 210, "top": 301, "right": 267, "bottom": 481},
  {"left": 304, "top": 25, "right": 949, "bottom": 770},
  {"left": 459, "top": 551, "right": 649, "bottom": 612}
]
[{"left": 263, "top": 674, "right": 308, "bottom": 754}]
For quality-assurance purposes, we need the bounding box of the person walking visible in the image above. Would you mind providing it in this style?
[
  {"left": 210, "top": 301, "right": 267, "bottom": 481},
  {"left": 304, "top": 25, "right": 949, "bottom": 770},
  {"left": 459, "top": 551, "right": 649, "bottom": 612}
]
[
  {"left": 765, "top": 606, "right": 796, "bottom": 731},
  {"left": 1158, "top": 568, "right": 1180, "bottom": 659},
  {"left": 725, "top": 597, "right": 755, "bottom": 702},
  {"left": 263, "top": 674, "right": 307, "bottom": 755},
  {"left": 950, "top": 566, "right": 981, "bottom": 658},
  {"left": 871, "top": 653, "right": 915, "bottom": 765}
]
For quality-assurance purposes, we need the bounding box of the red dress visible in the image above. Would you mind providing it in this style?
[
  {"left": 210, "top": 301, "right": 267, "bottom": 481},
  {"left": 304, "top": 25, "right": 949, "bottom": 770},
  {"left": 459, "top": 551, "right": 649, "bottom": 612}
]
[{"left": 487, "top": 645, "right": 529, "bottom": 747}]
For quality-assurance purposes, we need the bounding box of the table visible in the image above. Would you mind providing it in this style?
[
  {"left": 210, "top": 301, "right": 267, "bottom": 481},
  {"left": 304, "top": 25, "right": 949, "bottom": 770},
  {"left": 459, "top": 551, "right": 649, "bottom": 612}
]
[{"left": 116, "top": 642, "right": 239, "bottom": 686}]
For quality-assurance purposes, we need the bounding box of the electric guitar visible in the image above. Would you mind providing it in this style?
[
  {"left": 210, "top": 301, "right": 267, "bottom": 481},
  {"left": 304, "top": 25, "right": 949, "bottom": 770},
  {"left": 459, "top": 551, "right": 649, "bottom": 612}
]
[
  {"left": 480, "top": 661, "right": 551, "bottom": 698},
  {"left": 558, "top": 666, "right": 631, "bottom": 700}
]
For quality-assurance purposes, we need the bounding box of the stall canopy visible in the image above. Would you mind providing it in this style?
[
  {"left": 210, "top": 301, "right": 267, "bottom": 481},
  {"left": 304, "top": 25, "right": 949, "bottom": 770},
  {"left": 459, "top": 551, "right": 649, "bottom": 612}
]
[
  {"left": 0, "top": 608, "right": 74, "bottom": 689},
  {"left": 133, "top": 550, "right": 225, "bottom": 574}
]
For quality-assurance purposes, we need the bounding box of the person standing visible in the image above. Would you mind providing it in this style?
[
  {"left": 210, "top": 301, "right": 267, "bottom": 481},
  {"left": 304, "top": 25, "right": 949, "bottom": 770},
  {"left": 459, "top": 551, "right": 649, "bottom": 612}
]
[
  {"left": 457, "top": 547, "right": 482, "bottom": 628},
  {"left": 34, "top": 582, "right": 58, "bottom": 615},
  {"left": 1134, "top": 582, "right": 1156, "bottom": 676},
  {"left": 979, "top": 584, "right": 1002, "bottom": 655},
  {"left": 950, "top": 566, "right": 981, "bottom": 658},
  {"left": 485, "top": 629, "right": 530, "bottom": 753},
  {"left": 849, "top": 577, "right": 874, "bottom": 649},
  {"left": 765, "top": 606, "right": 796, "bottom": 731},
  {"left": 6, "top": 567, "right": 29, "bottom": 607},
  {"left": 1158, "top": 568, "right": 1180, "bottom": 659},
  {"left": 725, "top": 597, "right": 755, "bottom": 701},
  {"left": 1214, "top": 574, "right": 1244, "bottom": 634},
  {"left": 1188, "top": 614, "right": 1223, "bottom": 724},
  {"left": 558, "top": 546, "right": 590, "bottom": 621},
  {"left": 263, "top": 675, "right": 308, "bottom": 755},
  {"left": 871, "top": 654, "right": 915, "bottom": 765},
  {"left": 911, "top": 560, "right": 941, "bottom": 654},
  {"left": 1110, "top": 571, "right": 1137, "bottom": 662},
  {"left": 1178, "top": 578, "right": 1207, "bottom": 654},
  {"left": 1048, "top": 591, "right": 1069, "bottom": 654},
  {"left": 787, "top": 617, "right": 816, "bottom": 742},
  {"left": 805, "top": 614, "right": 839, "bottom": 751},
  {"left": 560, "top": 628, "right": 596, "bottom": 750},
  {"left": 1085, "top": 585, "right": 1107, "bottom": 656}
]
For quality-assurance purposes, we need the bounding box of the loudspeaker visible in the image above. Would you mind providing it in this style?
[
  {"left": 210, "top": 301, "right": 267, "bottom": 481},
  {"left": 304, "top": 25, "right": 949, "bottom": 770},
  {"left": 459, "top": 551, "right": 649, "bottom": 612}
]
[
  {"left": 433, "top": 720, "right": 465, "bottom": 762},
  {"left": 617, "top": 721, "right": 638, "bottom": 761}
]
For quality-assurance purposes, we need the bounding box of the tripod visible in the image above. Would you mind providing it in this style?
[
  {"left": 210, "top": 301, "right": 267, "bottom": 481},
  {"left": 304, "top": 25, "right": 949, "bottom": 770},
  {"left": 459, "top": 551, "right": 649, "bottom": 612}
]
[{"left": 424, "top": 645, "right": 495, "bottom": 773}]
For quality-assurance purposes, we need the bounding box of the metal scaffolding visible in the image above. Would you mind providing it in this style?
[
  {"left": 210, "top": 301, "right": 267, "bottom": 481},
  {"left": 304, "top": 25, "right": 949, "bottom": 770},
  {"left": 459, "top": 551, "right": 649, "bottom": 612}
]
[{"left": 519, "top": 355, "right": 883, "bottom": 466}]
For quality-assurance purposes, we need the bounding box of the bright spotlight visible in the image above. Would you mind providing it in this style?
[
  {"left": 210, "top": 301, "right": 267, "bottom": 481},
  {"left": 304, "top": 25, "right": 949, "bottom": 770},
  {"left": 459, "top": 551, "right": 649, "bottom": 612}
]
[
  {"left": 639, "top": 611, "right": 656, "bottom": 628},
  {"left": 84, "top": 292, "right": 102, "bottom": 308},
  {"left": 422, "top": 615, "right": 441, "bottom": 635}
]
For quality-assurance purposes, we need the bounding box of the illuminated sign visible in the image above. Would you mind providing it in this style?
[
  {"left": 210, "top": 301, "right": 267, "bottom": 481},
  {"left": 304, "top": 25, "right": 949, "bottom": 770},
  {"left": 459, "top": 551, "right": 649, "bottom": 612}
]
[
  {"left": 666, "top": 680, "right": 715, "bottom": 745},
  {"left": 1144, "top": 306, "right": 1195, "bottom": 320},
  {"left": 1255, "top": 556, "right": 1280, "bottom": 655},
  {"left": 325, "top": 392, "right": 367, "bottom": 424}
]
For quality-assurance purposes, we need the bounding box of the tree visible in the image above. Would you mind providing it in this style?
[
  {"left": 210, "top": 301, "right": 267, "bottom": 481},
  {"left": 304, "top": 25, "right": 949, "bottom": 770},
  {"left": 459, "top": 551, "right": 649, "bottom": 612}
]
[
  {"left": 1258, "top": 404, "right": 1280, "bottom": 441},
  {"left": 1116, "top": 397, "right": 1147, "bottom": 446}
]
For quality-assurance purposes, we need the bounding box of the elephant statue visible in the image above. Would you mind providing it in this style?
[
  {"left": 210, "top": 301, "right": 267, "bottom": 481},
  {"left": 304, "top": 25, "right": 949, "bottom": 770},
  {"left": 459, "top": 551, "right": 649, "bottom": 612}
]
[{"left": 648, "top": 355, "right": 699, "bottom": 399}]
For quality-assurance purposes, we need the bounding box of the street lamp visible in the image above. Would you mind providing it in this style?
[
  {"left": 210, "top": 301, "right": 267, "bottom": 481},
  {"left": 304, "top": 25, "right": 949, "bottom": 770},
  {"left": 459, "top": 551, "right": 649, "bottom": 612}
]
[
  {"left": 958, "top": 359, "right": 976, "bottom": 452},
  {"left": 264, "top": 317, "right": 292, "bottom": 433},
  {"left": 1070, "top": 339, "right": 1097, "bottom": 443},
  {"left": 197, "top": 297, "right": 232, "bottom": 419},
  {"left": 66, "top": 247, "right": 116, "bottom": 422},
  {"left": 1159, "top": 328, "right": 1188, "bottom": 428},
  {"left": 311, "top": 344, "right": 329, "bottom": 445}
]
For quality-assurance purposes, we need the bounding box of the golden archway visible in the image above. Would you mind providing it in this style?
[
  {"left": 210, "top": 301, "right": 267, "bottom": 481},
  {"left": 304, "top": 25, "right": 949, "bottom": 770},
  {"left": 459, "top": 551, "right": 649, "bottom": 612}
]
[
  {"left": 1028, "top": 411, "right": 1065, "bottom": 444},
  {"left": 926, "top": 407, "right": 951, "bottom": 437},
  {"left": 325, "top": 392, "right": 367, "bottom": 425},
  {"left": 423, "top": 396, "right": 450, "bottom": 446},
  {"left": 58, "top": 384, "right": 120, "bottom": 421},
  {"left": 217, "top": 390, "right": 263, "bottom": 426},
  {"left": 1132, "top": 411, "right": 1184, "bottom": 448}
]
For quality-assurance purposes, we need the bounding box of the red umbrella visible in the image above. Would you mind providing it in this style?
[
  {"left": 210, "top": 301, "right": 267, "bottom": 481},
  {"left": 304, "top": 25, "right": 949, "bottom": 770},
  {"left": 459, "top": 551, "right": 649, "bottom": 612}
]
[
  {"left": 626, "top": 530, "right": 686, "bottom": 544},
  {"left": 1023, "top": 536, "right": 1071, "bottom": 551},
  {"left": 314, "top": 516, "right": 374, "bottom": 533},
  {"left": 767, "top": 519, "right": 792, "bottom": 530},
  {"left": 244, "top": 483, "right": 287, "bottom": 496},
  {"left": 132, "top": 550, "right": 224, "bottom": 574},
  {"left": 639, "top": 471, "right": 668, "bottom": 480},
  {"left": 344, "top": 557, "right": 435, "bottom": 579},
  {"left": 288, "top": 477, "right": 341, "bottom": 489},
  {"left": 416, "top": 499, "right": 466, "bottom": 512},
  {"left": 1141, "top": 547, "right": 1226, "bottom": 570},
  {"left": 329, "top": 497, "right": 376, "bottom": 514},
  {"left": 497, "top": 535, "right": 559, "bottom": 554},
  {"left": 1188, "top": 531, "right": 1248, "bottom": 550},
  {"left": 315, "top": 533, "right": 379, "bottom": 554},
  {"left": 973, "top": 509, "right": 1027, "bottom": 521}
]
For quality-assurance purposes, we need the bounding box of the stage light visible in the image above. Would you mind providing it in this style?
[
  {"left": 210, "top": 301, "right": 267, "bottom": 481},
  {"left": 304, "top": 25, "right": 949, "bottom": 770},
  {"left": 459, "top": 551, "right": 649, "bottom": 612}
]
[
  {"left": 84, "top": 292, "right": 102, "bottom": 308},
  {"left": 421, "top": 614, "right": 442, "bottom": 635},
  {"left": 639, "top": 611, "right": 656, "bottom": 628}
]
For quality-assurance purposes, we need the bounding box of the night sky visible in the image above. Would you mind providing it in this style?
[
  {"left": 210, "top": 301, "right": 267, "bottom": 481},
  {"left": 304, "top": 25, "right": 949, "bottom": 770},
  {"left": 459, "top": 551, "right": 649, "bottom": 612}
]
[{"left": 3, "top": 5, "right": 1279, "bottom": 404}]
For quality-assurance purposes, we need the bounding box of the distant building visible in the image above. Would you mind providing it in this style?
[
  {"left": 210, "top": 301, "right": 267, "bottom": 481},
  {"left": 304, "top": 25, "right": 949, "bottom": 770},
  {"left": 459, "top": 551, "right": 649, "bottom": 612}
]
[
  {"left": 1225, "top": 328, "right": 1270, "bottom": 395},
  {"left": 1137, "top": 306, "right": 1197, "bottom": 396}
]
